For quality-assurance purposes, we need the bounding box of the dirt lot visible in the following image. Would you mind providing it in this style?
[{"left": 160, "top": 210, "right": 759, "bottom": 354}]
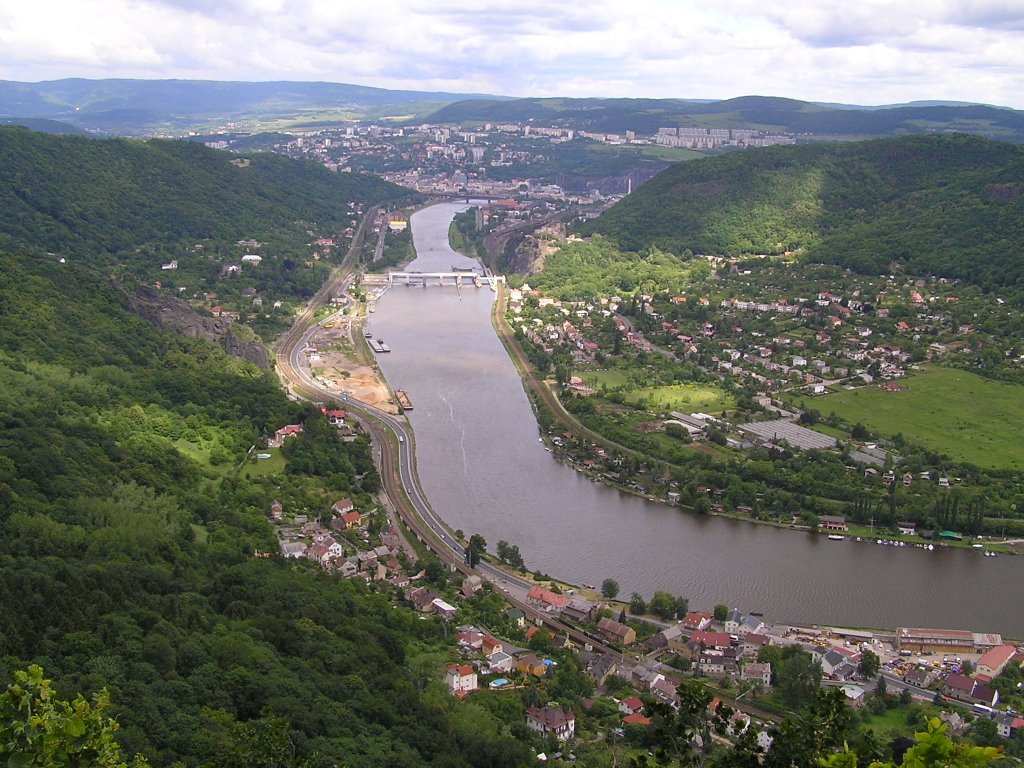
[{"left": 304, "top": 322, "right": 397, "bottom": 414}]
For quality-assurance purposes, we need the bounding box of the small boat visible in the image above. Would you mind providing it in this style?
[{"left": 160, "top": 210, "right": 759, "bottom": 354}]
[{"left": 828, "top": 534, "right": 845, "bottom": 541}]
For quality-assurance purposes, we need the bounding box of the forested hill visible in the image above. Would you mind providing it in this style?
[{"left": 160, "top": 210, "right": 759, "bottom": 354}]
[
  {"left": 0, "top": 126, "right": 415, "bottom": 259},
  {"left": 426, "top": 95, "right": 1024, "bottom": 141},
  {"left": 577, "top": 134, "right": 1024, "bottom": 290},
  {"left": 0, "top": 131, "right": 528, "bottom": 766}
]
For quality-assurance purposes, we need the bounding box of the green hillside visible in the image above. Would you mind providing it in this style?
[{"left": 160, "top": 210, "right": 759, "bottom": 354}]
[
  {"left": 578, "top": 134, "right": 1024, "bottom": 290},
  {"left": 0, "top": 126, "right": 415, "bottom": 259},
  {"left": 0, "top": 130, "right": 529, "bottom": 766},
  {"left": 426, "top": 95, "right": 1024, "bottom": 141}
]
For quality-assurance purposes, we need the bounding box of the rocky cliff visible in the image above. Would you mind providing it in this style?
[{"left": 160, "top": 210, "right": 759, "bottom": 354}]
[{"left": 126, "top": 284, "right": 270, "bottom": 369}]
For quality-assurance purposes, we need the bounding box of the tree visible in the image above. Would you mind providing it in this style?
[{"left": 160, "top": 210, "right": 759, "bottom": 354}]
[
  {"left": 601, "top": 578, "right": 620, "bottom": 600},
  {"left": 649, "top": 591, "right": 679, "bottom": 620},
  {"left": 818, "top": 717, "right": 1000, "bottom": 768},
  {"left": 714, "top": 603, "right": 729, "bottom": 622},
  {"left": 466, "top": 533, "right": 487, "bottom": 567},
  {"left": 629, "top": 592, "right": 647, "bottom": 615},
  {"left": 857, "top": 649, "right": 880, "bottom": 679},
  {"left": 0, "top": 665, "right": 150, "bottom": 767}
]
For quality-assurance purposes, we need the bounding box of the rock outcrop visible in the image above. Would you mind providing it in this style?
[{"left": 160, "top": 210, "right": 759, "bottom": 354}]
[{"left": 126, "top": 284, "right": 270, "bottom": 369}]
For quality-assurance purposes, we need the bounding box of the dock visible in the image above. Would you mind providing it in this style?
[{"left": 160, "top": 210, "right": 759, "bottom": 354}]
[{"left": 395, "top": 389, "right": 413, "bottom": 410}]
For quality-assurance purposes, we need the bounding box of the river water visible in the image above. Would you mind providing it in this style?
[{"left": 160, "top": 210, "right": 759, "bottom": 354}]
[{"left": 368, "top": 202, "right": 1023, "bottom": 637}]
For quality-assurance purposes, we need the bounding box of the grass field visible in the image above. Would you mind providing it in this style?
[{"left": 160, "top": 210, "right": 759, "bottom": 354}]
[
  {"left": 240, "top": 448, "right": 287, "bottom": 478},
  {"left": 622, "top": 384, "right": 733, "bottom": 413},
  {"left": 817, "top": 366, "right": 1024, "bottom": 470},
  {"left": 581, "top": 371, "right": 733, "bottom": 413}
]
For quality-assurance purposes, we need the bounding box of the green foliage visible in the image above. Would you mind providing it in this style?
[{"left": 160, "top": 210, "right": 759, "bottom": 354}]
[
  {"left": 0, "top": 665, "right": 150, "bottom": 767},
  {"left": 0, "top": 126, "right": 416, "bottom": 261},
  {"left": 579, "top": 134, "right": 1024, "bottom": 290},
  {"left": 818, "top": 717, "right": 1001, "bottom": 768},
  {"left": 601, "top": 578, "right": 620, "bottom": 599}
]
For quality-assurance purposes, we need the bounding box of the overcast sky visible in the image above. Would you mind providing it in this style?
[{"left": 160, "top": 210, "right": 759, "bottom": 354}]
[{"left": 2, "top": 0, "right": 1023, "bottom": 108}]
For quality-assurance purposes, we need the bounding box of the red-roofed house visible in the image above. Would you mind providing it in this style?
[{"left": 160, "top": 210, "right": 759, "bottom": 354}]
[
  {"left": 684, "top": 611, "right": 713, "bottom": 631},
  {"left": 445, "top": 664, "right": 477, "bottom": 696},
  {"left": 690, "top": 630, "right": 732, "bottom": 651},
  {"left": 269, "top": 424, "right": 303, "bottom": 447},
  {"left": 340, "top": 511, "right": 362, "bottom": 529},
  {"left": 618, "top": 697, "right": 644, "bottom": 715},
  {"left": 976, "top": 645, "right": 1017, "bottom": 683},
  {"left": 623, "top": 713, "right": 652, "bottom": 726},
  {"left": 526, "top": 585, "right": 568, "bottom": 613},
  {"left": 332, "top": 499, "right": 354, "bottom": 515}
]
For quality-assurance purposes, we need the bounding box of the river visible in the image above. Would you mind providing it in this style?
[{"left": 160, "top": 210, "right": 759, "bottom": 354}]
[{"left": 368, "top": 202, "right": 1023, "bottom": 637}]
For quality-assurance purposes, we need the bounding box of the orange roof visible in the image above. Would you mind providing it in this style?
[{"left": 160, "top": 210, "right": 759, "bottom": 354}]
[{"left": 623, "top": 714, "right": 651, "bottom": 725}]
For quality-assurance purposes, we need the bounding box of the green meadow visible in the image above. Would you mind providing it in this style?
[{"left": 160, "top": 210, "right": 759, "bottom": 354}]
[{"left": 818, "top": 366, "right": 1024, "bottom": 470}]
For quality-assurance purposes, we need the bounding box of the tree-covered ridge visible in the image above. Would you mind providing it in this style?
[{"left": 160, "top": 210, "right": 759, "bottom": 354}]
[
  {"left": 578, "top": 134, "right": 1024, "bottom": 290},
  {"left": 0, "top": 126, "right": 416, "bottom": 260},
  {"left": 426, "top": 96, "right": 1024, "bottom": 140},
  {"left": 0, "top": 231, "right": 532, "bottom": 766}
]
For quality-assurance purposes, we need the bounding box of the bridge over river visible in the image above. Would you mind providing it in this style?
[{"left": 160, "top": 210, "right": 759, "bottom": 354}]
[{"left": 364, "top": 270, "right": 505, "bottom": 291}]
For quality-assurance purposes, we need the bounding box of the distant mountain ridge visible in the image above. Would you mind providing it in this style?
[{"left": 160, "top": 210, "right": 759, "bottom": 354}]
[
  {"left": 425, "top": 95, "right": 1024, "bottom": 142},
  {"left": 0, "top": 78, "right": 510, "bottom": 133},
  {"left": 577, "top": 133, "right": 1024, "bottom": 290}
]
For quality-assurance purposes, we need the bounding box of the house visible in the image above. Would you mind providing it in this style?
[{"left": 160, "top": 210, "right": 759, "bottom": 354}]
[
  {"left": 526, "top": 706, "right": 575, "bottom": 741},
  {"left": 445, "top": 664, "right": 478, "bottom": 696},
  {"left": 650, "top": 678, "right": 678, "bottom": 704},
  {"left": 340, "top": 511, "right": 361, "bottom": 529},
  {"left": 684, "top": 611, "right": 713, "bottom": 631},
  {"left": 526, "top": 585, "right": 568, "bottom": 613},
  {"left": 618, "top": 696, "right": 644, "bottom": 716},
  {"left": 323, "top": 408, "right": 347, "bottom": 425},
  {"left": 739, "top": 615, "right": 766, "bottom": 635},
  {"left": 269, "top": 500, "right": 283, "bottom": 520},
  {"left": 819, "top": 515, "right": 848, "bottom": 532},
  {"left": 650, "top": 623, "right": 688, "bottom": 651},
  {"left": 506, "top": 607, "right": 526, "bottom": 628},
  {"left": 897, "top": 521, "right": 917, "bottom": 536},
  {"left": 516, "top": 653, "right": 547, "bottom": 677},
  {"left": 597, "top": 617, "right": 637, "bottom": 646},
  {"left": 561, "top": 598, "right": 596, "bottom": 622},
  {"left": 623, "top": 713, "right": 652, "bottom": 726},
  {"left": 587, "top": 654, "right": 617, "bottom": 685},
  {"left": 841, "top": 684, "right": 866, "bottom": 707},
  {"left": 269, "top": 424, "right": 303, "bottom": 447},
  {"left": 944, "top": 674, "right": 999, "bottom": 707},
  {"left": 332, "top": 499, "right": 355, "bottom": 516},
  {"left": 456, "top": 630, "right": 484, "bottom": 652},
  {"left": 481, "top": 635, "right": 504, "bottom": 656},
  {"left": 698, "top": 653, "right": 739, "bottom": 679},
  {"left": 996, "top": 713, "right": 1024, "bottom": 739},
  {"left": 904, "top": 667, "right": 936, "bottom": 688},
  {"left": 241, "top": 254, "right": 262, "bottom": 265},
  {"left": 689, "top": 630, "right": 733, "bottom": 652},
  {"left": 741, "top": 662, "right": 772, "bottom": 688},
  {"left": 724, "top": 609, "right": 745, "bottom": 634},
  {"left": 742, "top": 633, "right": 772, "bottom": 658},
  {"left": 487, "top": 651, "right": 514, "bottom": 674},
  {"left": 431, "top": 598, "right": 458, "bottom": 620},
  {"left": 975, "top": 645, "right": 1017, "bottom": 683},
  {"left": 280, "top": 541, "right": 306, "bottom": 558}
]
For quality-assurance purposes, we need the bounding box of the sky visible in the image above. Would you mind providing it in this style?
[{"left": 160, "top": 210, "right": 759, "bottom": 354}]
[{"left": 2, "top": 0, "right": 1023, "bottom": 108}]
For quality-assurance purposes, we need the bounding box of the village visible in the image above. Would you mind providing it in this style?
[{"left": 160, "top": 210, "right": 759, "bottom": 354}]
[
  {"left": 261, "top": 404, "right": 1023, "bottom": 755},
  {"left": 507, "top": 248, "right": 1024, "bottom": 546}
]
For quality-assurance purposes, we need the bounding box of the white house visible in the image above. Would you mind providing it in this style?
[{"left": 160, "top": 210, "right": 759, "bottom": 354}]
[
  {"left": 526, "top": 706, "right": 575, "bottom": 741},
  {"left": 445, "top": 664, "right": 477, "bottom": 696}
]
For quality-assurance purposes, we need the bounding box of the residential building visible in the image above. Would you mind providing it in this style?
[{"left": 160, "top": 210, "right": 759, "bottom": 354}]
[
  {"left": 741, "top": 662, "right": 772, "bottom": 688},
  {"left": 445, "top": 664, "right": 477, "bottom": 696},
  {"left": 526, "top": 706, "right": 575, "bottom": 741},
  {"left": 597, "top": 616, "right": 637, "bottom": 645}
]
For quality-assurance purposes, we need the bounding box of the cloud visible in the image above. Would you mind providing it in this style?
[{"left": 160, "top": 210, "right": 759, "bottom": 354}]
[{"left": 0, "top": 0, "right": 1021, "bottom": 109}]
